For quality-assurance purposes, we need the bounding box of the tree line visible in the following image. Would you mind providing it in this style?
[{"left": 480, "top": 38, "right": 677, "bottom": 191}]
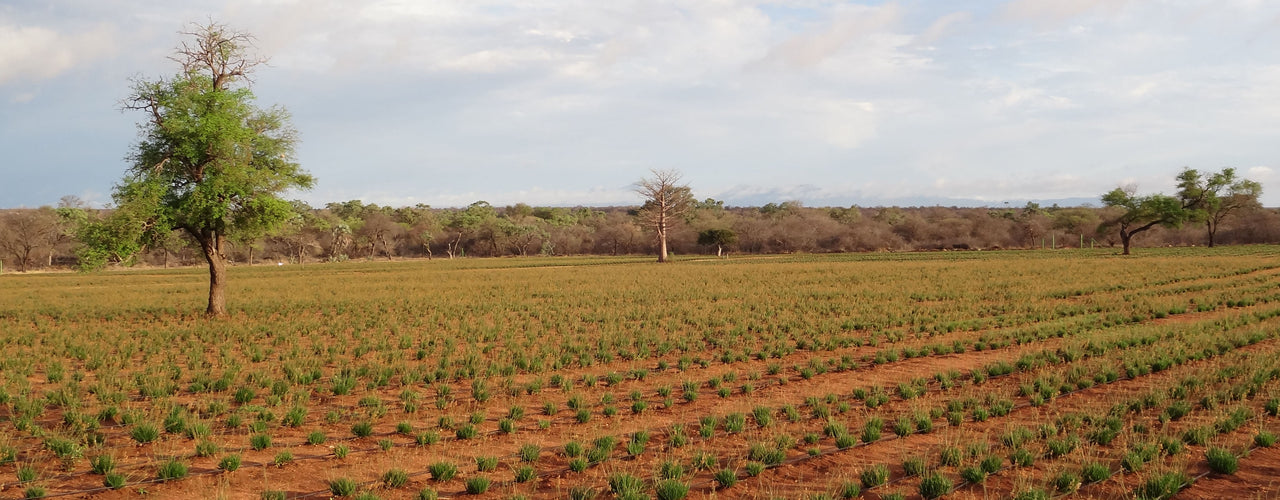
[{"left": 3, "top": 176, "right": 1275, "bottom": 274}]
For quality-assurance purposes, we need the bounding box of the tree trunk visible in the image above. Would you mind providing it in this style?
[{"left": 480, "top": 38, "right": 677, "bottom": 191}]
[
  {"left": 657, "top": 230, "right": 669, "bottom": 263},
  {"left": 198, "top": 231, "right": 229, "bottom": 317},
  {"left": 164, "top": 249, "right": 169, "bottom": 269},
  {"left": 1120, "top": 232, "right": 1132, "bottom": 255},
  {"left": 716, "top": 245, "right": 723, "bottom": 258},
  {"left": 1206, "top": 221, "right": 1217, "bottom": 248}
]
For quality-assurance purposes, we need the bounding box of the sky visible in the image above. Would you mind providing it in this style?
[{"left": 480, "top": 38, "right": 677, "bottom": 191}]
[{"left": 2, "top": 0, "right": 1279, "bottom": 209}]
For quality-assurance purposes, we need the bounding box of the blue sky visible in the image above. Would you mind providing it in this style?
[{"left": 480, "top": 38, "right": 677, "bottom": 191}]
[{"left": 3, "top": 0, "right": 1279, "bottom": 208}]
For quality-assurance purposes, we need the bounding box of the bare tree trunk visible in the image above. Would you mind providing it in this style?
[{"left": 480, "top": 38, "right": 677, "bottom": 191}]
[
  {"left": 716, "top": 245, "right": 723, "bottom": 258},
  {"left": 1120, "top": 231, "right": 1132, "bottom": 255},
  {"left": 164, "top": 249, "right": 170, "bottom": 269},
  {"left": 1207, "top": 221, "right": 1217, "bottom": 248},
  {"left": 198, "top": 231, "right": 229, "bottom": 317},
  {"left": 658, "top": 230, "right": 669, "bottom": 263}
]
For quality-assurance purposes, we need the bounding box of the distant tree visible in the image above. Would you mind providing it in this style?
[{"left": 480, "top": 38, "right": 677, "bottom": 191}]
[
  {"left": 1099, "top": 186, "right": 1190, "bottom": 255},
  {"left": 635, "top": 169, "right": 694, "bottom": 263},
  {"left": 0, "top": 208, "right": 59, "bottom": 272},
  {"left": 1176, "top": 167, "right": 1263, "bottom": 247},
  {"left": 697, "top": 228, "right": 737, "bottom": 257},
  {"left": 84, "top": 22, "right": 313, "bottom": 317}
]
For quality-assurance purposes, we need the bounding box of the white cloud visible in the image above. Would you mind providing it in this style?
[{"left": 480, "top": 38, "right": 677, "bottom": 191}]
[{"left": 0, "top": 23, "right": 116, "bottom": 85}]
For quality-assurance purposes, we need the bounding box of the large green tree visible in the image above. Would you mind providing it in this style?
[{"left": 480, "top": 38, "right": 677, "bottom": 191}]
[
  {"left": 88, "top": 23, "right": 313, "bottom": 316},
  {"left": 1099, "top": 186, "right": 1189, "bottom": 255},
  {"left": 1176, "top": 167, "right": 1263, "bottom": 247}
]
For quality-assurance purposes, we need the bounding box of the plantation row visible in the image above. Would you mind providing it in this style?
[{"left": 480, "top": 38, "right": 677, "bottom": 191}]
[{"left": 1, "top": 247, "right": 1279, "bottom": 498}]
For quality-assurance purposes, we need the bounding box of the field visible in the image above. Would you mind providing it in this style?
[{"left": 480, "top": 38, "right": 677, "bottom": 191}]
[{"left": 2, "top": 248, "right": 1280, "bottom": 500}]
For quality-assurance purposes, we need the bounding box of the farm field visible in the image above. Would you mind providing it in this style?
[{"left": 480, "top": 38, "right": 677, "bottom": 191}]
[{"left": 2, "top": 248, "right": 1280, "bottom": 499}]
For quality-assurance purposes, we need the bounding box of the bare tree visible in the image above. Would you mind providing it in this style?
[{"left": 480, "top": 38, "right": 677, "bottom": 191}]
[
  {"left": 635, "top": 169, "right": 694, "bottom": 263},
  {"left": 0, "top": 209, "right": 59, "bottom": 272}
]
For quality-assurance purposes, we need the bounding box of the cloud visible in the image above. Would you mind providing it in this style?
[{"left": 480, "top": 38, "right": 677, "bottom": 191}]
[
  {"left": 0, "top": 23, "right": 116, "bottom": 85},
  {"left": 751, "top": 3, "right": 902, "bottom": 69},
  {"left": 1001, "top": 0, "right": 1132, "bottom": 24}
]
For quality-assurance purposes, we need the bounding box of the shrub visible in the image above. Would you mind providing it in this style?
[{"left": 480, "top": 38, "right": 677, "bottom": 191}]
[
  {"left": 745, "top": 461, "right": 765, "bottom": 476},
  {"left": 428, "top": 461, "right": 457, "bottom": 481},
  {"left": 1256, "top": 431, "right": 1277, "bottom": 447},
  {"left": 104, "top": 472, "right": 126, "bottom": 489},
  {"left": 476, "top": 456, "right": 498, "bottom": 472},
  {"left": 860, "top": 464, "right": 889, "bottom": 488},
  {"left": 307, "top": 431, "right": 327, "bottom": 445},
  {"left": 1010, "top": 447, "right": 1035, "bottom": 467},
  {"left": 219, "top": 454, "right": 242, "bottom": 472},
  {"left": 1206, "top": 447, "right": 1238, "bottom": 474},
  {"left": 514, "top": 465, "right": 536, "bottom": 482},
  {"left": 329, "top": 477, "right": 358, "bottom": 496},
  {"left": 568, "top": 486, "right": 598, "bottom": 500},
  {"left": 655, "top": 479, "right": 690, "bottom": 500},
  {"left": 902, "top": 456, "right": 925, "bottom": 477},
  {"left": 1080, "top": 461, "right": 1111, "bottom": 483},
  {"left": 157, "top": 459, "right": 188, "bottom": 481},
  {"left": 90, "top": 455, "right": 115, "bottom": 475},
  {"left": 608, "top": 473, "right": 645, "bottom": 497},
  {"left": 23, "top": 486, "right": 46, "bottom": 499},
  {"left": 519, "top": 443, "right": 540, "bottom": 462},
  {"left": 464, "top": 477, "right": 490, "bottom": 494},
  {"left": 1052, "top": 471, "right": 1080, "bottom": 493},
  {"left": 334, "top": 444, "right": 350, "bottom": 459},
  {"left": 352, "top": 420, "right": 374, "bottom": 437},
  {"left": 1135, "top": 472, "right": 1188, "bottom": 500},
  {"left": 131, "top": 422, "right": 160, "bottom": 443},
  {"left": 939, "top": 446, "right": 961, "bottom": 467},
  {"left": 383, "top": 468, "right": 409, "bottom": 488},
  {"left": 960, "top": 466, "right": 986, "bottom": 484},
  {"left": 1013, "top": 488, "right": 1049, "bottom": 500},
  {"left": 568, "top": 457, "right": 588, "bottom": 472},
  {"left": 919, "top": 473, "right": 952, "bottom": 500},
  {"left": 836, "top": 481, "right": 860, "bottom": 499},
  {"left": 250, "top": 433, "right": 272, "bottom": 450},
  {"left": 196, "top": 439, "right": 219, "bottom": 457},
  {"left": 713, "top": 468, "right": 738, "bottom": 489},
  {"left": 273, "top": 450, "right": 293, "bottom": 466},
  {"left": 417, "top": 488, "right": 438, "bottom": 500}
]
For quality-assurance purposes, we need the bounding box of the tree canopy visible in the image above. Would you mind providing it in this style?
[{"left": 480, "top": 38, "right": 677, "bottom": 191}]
[
  {"left": 1099, "top": 187, "right": 1189, "bottom": 255},
  {"left": 84, "top": 22, "right": 312, "bottom": 316}
]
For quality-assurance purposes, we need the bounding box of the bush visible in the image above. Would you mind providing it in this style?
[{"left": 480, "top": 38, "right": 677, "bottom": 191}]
[
  {"left": 713, "top": 468, "right": 738, "bottom": 489},
  {"left": 383, "top": 468, "right": 409, "bottom": 488},
  {"left": 655, "top": 479, "right": 690, "bottom": 500},
  {"left": 519, "top": 443, "right": 541, "bottom": 462},
  {"left": 1053, "top": 471, "right": 1080, "bottom": 493},
  {"left": 23, "top": 486, "right": 46, "bottom": 499},
  {"left": 836, "top": 481, "right": 860, "bottom": 499},
  {"left": 1080, "top": 461, "right": 1111, "bottom": 483},
  {"left": 157, "top": 459, "right": 188, "bottom": 481},
  {"left": 1135, "top": 472, "right": 1188, "bottom": 500},
  {"left": 352, "top": 420, "right": 374, "bottom": 437},
  {"left": 1206, "top": 447, "right": 1238, "bottom": 474},
  {"left": 860, "top": 464, "right": 889, "bottom": 488},
  {"left": 219, "top": 454, "right": 242, "bottom": 472},
  {"left": 464, "top": 477, "right": 490, "bottom": 494},
  {"left": 308, "top": 431, "right": 327, "bottom": 445},
  {"left": 960, "top": 466, "right": 986, "bottom": 484},
  {"left": 417, "top": 488, "right": 438, "bottom": 500},
  {"left": 902, "top": 456, "right": 925, "bottom": 476},
  {"left": 514, "top": 465, "right": 536, "bottom": 483},
  {"left": 250, "top": 433, "right": 272, "bottom": 450},
  {"left": 428, "top": 461, "right": 457, "bottom": 481},
  {"left": 329, "top": 477, "right": 358, "bottom": 497},
  {"left": 744, "top": 461, "right": 765, "bottom": 477},
  {"left": 131, "top": 422, "right": 160, "bottom": 443},
  {"left": 475, "top": 456, "right": 498, "bottom": 472},
  {"left": 1013, "top": 488, "right": 1049, "bottom": 500},
  {"left": 1256, "top": 431, "right": 1277, "bottom": 447},
  {"left": 568, "top": 486, "right": 598, "bottom": 500},
  {"left": 103, "top": 472, "right": 126, "bottom": 489},
  {"left": 919, "top": 473, "right": 952, "bottom": 499},
  {"left": 90, "top": 455, "right": 115, "bottom": 475},
  {"left": 608, "top": 473, "right": 645, "bottom": 497}
]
